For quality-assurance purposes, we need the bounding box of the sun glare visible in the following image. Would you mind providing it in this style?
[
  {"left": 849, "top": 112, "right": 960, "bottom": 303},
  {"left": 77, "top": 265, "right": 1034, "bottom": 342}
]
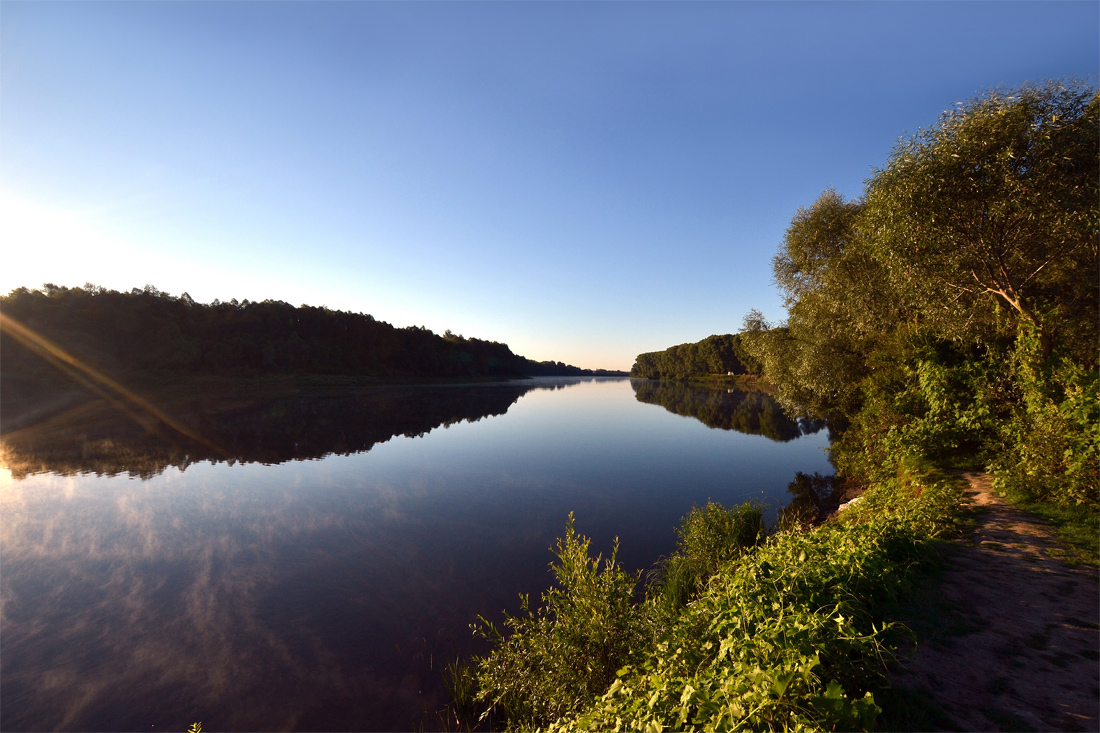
[
  {"left": 0, "top": 192, "right": 127, "bottom": 294},
  {"left": 0, "top": 190, "right": 308, "bottom": 306}
]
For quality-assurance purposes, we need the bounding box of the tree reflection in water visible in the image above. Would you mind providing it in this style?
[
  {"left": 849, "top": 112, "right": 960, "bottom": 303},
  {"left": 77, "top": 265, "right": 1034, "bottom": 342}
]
[
  {"left": 0, "top": 379, "right": 583, "bottom": 479},
  {"left": 630, "top": 379, "right": 826, "bottom": 442}
]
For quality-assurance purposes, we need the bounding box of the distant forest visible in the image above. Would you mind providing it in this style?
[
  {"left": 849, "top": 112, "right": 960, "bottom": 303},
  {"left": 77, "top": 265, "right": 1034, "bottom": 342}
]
[
  {"left": 630, "top": 333, "right": 758, "bottom": 379},
  {"left": 0, "top": 284, "right": 626, "bottom": 388}
]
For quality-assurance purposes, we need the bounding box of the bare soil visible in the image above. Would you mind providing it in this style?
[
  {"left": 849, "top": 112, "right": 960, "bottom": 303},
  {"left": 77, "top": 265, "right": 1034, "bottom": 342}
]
[{"left": 890, "top": 472, "right": 1100, "bottom": 731}]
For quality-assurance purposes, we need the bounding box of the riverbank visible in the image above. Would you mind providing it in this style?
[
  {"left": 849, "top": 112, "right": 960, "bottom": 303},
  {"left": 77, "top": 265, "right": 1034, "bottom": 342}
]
[
  {"left": 464, "top": 463, "right": 970, "bottom": 730},
  {"left": 568, "top": 467, "right": 968, "bottom": 731},
  {"left": 464, "top": 459, "right": 1099, "bottom": 731}
]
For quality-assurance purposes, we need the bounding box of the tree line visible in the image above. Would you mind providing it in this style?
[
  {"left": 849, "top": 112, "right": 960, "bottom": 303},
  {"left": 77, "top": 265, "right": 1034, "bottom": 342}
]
[
  {"left": 630, "top": 80, "right": 1097, "bottom": 507},
  {"left": 460, "top": 79, "right": 1097, "bottom": 731},
  {"left": 630, "top": 333, "right": 758, "bottom": 379},
  {"left": 0, "top": 284, "right": 625, "bottom": 389},
  {"left": 739, "top": 80, "right": 1097, "bottom": 507}
]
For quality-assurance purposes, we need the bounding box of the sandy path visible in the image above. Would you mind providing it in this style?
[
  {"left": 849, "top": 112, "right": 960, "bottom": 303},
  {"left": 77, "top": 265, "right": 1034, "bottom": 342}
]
[{"left": 891, "top": 472, "right": 1099, "bottom": 731}]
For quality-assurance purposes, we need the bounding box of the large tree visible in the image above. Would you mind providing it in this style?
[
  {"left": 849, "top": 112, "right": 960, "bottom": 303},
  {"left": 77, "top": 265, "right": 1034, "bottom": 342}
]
[
  {"left": 860, "top": 80, "right": 1099, "bottom": 360},
  {"left": 742, "top": 189, "right": 900, "bottom": 419}
]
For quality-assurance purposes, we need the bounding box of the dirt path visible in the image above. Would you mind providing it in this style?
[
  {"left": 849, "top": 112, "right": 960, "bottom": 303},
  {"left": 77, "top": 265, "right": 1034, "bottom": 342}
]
[{"left": 891, "top": 472, "right": 1100, "bottom": 731}]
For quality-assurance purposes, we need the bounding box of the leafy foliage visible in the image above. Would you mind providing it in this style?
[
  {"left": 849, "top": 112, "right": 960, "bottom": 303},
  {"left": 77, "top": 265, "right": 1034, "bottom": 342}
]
[
  {"left": 631, "top": 334, "right": 758, "bottom": 379},
  {"left": 861, "top": 80, "right": 1099, "bottom": 358},
  {"left": 553, "top": 478, "right": 962, "bottom": 732},
  {"left": 740, "top": 189, "right": 901, "bottom": 420},
  {"left": 741, "top": 80, "right": 1098, "bottom": 507},
  {"left": 830, "top": 330, "right": 1010, "bottom": 486},
  {"left": 466, "top": 472, "right": 962, "bottom": 731},
  {"left": 471, "top": 514, "right": 648, "bottom": 729},
  {"left": 650, "top": 501, "right": 764, "bottom": 621},
  {"left": 988, "top": 326, "right": 1099, "bottom": 506}
]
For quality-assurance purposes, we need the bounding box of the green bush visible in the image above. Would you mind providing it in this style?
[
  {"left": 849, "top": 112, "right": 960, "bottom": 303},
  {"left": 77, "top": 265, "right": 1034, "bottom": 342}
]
[
  {"left": 651, "top": 501, "right": 764, "bottom": 620},
  {"left": 463, "top": 474, "right": 963, "bottom": 732},
  {"left": 985, "top": 327, "right": 1099, "bottom": 507},
  {"left": 471, "top": 514, "right": 648, "bottom": 729},
  {"left": 555, "top": 477, "right": 962, "bottom": 733}
]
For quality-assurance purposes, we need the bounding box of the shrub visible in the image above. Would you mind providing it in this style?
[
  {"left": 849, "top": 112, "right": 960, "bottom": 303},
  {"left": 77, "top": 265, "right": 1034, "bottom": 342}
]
[
  {"left": 989, "top": 329, "right": 1099, "bottom": 507},
  {"left": 651, "top": 501, "right": 764, "bottom": 619},
  {"left": 467, "top": 476, "right": 963, "bottom": 732},
  {"left": 555, "top": 477, "right": 962, "bottom": 733},
  {"left": 472, "top": 514, "right": 648, "bottom": 728}
]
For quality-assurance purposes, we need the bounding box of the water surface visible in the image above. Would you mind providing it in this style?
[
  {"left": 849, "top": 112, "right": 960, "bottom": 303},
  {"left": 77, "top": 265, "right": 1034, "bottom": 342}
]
[{"left": 1, "top": 377, "right": 831, "bottom": 730}]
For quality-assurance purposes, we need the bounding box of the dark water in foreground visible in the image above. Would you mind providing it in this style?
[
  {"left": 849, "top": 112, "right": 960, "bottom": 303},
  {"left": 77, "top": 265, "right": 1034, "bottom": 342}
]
[{"left": 0, "top": 377, "right": 832, "bottom": 731}]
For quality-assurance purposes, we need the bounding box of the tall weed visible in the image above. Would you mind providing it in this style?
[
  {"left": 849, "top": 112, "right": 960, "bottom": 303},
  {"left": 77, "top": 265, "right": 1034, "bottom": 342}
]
[
  {"left": 650, "top": 501, "right": 764, "bottom": 619},
  {"left": 471, "top": 514, "right": 647, "bottom": 728}
]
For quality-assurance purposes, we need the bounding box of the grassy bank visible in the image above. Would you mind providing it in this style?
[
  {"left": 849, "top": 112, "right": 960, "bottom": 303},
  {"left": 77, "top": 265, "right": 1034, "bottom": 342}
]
[
  {"left": 633, "top": 373, "right": 773, "bottom": 393},
  {"left": 455, "top": 467, "right": 966, "bottom": 731},
  {"left": 687, "top": 373, "right": 773, "bottom": 392}
]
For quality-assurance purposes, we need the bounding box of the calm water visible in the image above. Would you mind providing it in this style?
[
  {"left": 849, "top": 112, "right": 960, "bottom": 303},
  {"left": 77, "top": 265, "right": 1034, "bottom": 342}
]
[{"left": 0, "top": 377, "right": 832, "bottom": 731}]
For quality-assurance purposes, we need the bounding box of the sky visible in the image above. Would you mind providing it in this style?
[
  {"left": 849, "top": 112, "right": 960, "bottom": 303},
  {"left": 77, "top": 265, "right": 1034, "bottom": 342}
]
[{"left": 2, "top": 2, "right": 1096, "bottom": 370}]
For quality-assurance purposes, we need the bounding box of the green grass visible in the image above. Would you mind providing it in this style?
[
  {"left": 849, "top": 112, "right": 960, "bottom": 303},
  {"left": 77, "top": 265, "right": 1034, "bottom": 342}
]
[
  {"left": 650, "top": 501, "right": 765, "bottom": 620},
  {"left": 441, "top": 658, "right": 481, "bottom": 731}
]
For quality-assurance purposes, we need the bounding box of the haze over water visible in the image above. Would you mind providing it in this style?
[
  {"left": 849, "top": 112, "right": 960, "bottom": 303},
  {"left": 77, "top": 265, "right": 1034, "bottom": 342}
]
[{"left": 1, "top": 378, "right": 831, "bottom": 730}]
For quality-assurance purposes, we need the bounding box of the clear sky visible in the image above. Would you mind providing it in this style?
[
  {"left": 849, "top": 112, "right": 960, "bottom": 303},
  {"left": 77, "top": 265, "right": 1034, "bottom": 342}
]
[{"left": 2, "top": 1, "right": 1096, "bottom": 370}]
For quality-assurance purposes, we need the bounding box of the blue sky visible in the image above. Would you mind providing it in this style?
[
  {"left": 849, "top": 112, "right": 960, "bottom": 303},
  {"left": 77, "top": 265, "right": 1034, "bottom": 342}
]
[{"left": 2, "top": 2, "right": 1096, "bottom": 370}]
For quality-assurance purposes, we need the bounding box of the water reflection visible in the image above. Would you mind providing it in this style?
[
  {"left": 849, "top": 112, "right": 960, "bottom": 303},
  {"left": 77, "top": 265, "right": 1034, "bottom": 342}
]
[
  {"left": 1, "top": 378, "right": 834, "bottom": 731},
  {"left": 0, "top": 380, "right": 584, "bottom": 479},
  {"left": 630, "top": 379, "right": 826, "bottom": 441},
  {"left": 780, "top": 471, "right": 843, "bottom": 526},
  {"left": 2, "top": 469, "right": 468, "bottom": 730}
]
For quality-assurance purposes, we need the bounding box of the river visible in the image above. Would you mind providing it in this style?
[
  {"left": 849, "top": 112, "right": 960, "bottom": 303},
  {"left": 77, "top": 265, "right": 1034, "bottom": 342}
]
[{"left": 0, "top": 377, "right": 832, "bottom": 730}]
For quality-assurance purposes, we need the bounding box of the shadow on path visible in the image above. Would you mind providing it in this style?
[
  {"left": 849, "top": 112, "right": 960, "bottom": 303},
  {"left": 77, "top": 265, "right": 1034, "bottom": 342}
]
[{"left": 891, "top": 472, "right": 1099, "bottom": 731}]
